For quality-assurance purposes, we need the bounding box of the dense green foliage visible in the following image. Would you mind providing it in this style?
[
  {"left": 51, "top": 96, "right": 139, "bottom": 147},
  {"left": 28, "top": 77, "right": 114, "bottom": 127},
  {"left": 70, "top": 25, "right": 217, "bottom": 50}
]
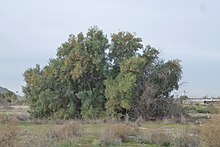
[{"left": 23, "top": 27, "right": 182, "bottom": 120}]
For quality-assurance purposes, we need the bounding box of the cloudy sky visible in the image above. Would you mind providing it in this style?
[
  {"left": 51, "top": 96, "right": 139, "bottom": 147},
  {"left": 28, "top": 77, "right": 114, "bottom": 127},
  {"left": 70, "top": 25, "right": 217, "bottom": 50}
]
[{"left": 0, "top": 0, "right": 219, "bottom": 97}]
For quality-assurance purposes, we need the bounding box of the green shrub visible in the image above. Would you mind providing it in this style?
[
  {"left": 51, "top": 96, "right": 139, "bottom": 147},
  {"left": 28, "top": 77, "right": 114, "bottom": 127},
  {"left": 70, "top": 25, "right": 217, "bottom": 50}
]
[
  {"left": 183, "top": 105, "right": 197, "bottom": 113},
  {"left": 196, "top": 107, "right": 210, "bottom": 113},
  {"left": 196, "top": 105, "right": 218, "bottom": 114},
  {"left": 206, "top": 105, "right": 219, "bottom": 114},
  {"left": 184, "top": 105, "right": 219, "bottom": 114}
]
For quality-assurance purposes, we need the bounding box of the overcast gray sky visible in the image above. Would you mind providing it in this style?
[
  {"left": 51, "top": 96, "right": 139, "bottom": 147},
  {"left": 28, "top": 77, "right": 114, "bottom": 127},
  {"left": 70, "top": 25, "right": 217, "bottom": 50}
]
[{"left": 0, "top": 0, "right": 220, "bottom": 97}]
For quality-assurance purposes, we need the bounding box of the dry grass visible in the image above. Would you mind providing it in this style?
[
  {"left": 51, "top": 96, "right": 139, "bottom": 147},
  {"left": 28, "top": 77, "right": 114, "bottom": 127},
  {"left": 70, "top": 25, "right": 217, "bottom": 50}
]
[
  {"left": 174, "top": 130, "right": 200, "bottom": 147},
  {"left": 200, "top": 114, "right": 220, "bottom": 147},
  {"left": 147, "top": 131, "right": 172, "bottom": 146},
  {"left": 136, "top": 123, "right": 200, "bottom": 146},
  {"left": 21, "top": 121, "right": 82, "bottom": 146},
  {"left": 0, "top": 113, "right": 20, "bottom": 124},
  {"left": 0, "top": 125, "right": 21, "bottom": 147},
  {"left": 138, "top": 127, "right": 200, "bottom": 147}
]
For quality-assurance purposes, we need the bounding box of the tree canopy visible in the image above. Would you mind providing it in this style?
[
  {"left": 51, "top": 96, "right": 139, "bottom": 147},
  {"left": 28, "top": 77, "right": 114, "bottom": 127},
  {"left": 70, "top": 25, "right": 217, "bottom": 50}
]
[{"left": 23, "top": 27, "right": 182, "bottom": 120}]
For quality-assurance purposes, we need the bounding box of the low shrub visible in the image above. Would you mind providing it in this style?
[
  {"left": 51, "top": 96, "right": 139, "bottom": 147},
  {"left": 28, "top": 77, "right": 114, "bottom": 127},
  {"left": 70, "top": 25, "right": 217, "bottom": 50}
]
[
  {"left": 30, "top": 118, "right": 49, "bottom": 125},
  {"left": 184, "top": 105, "right": 197, "bottom": 113},
  {"left": 205, "top": 105, "right": 219, "bottom": 114},
  {"left": 101, "top": 124, "right": 141, "bottom": 146},
  {"left": 173, "top": 132, "right": 200, "bottom": 147},
  {"left": 150, "top": 131, "right": 172, "bottom": 146},
  {"left": 162, "top": 115, "right": 188, "bottom": 124},
  {"left": 48, "top": 121, "right": 81, "bottom": 141},
  {"left": 101, "top": 134, "right": 122, "bottom": 146},
  {"left": 139, "top": 131, "right": 172, "bottom": 146},
  {"left": 196, "top": 107, "right": 210, "bottom": 113},
  {"left": 53, "top": 119, "right": 65, "bottom": 125}
]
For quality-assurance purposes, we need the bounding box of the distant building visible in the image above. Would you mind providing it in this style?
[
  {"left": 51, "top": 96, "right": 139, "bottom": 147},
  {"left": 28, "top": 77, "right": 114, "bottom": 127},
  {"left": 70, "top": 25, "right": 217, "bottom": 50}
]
[{"left": 182, "top": 98, "right": 220, "bottom": 104}]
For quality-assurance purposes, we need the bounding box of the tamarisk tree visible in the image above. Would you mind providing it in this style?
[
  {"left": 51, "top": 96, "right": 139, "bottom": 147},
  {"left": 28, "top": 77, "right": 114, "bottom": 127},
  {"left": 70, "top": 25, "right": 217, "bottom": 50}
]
[{"left": 23, "top": 27, "right": 182, "bottom": 120}]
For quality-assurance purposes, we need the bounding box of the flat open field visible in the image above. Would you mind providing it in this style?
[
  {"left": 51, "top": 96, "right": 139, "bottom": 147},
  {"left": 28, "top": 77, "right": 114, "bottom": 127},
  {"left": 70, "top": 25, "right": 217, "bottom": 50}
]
[{"left": 0, "top": 104, "right": 219, "bottom": 147}]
